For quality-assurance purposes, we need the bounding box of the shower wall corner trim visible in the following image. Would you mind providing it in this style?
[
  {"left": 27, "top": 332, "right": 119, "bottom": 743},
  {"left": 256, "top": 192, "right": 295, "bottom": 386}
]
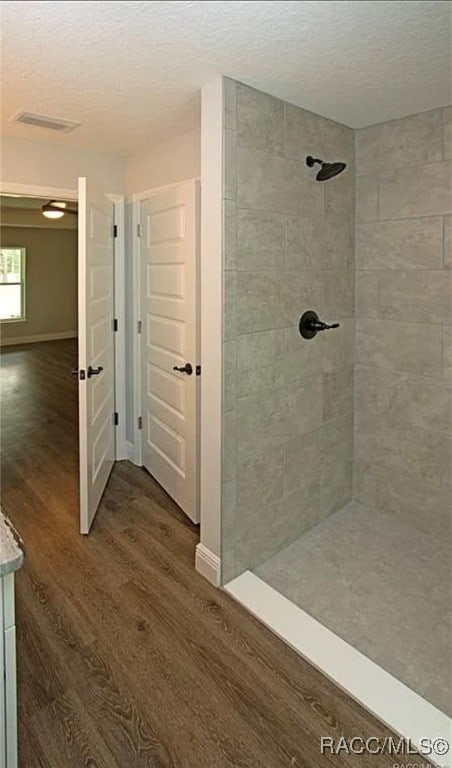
[{"left": 225, "top": 571, "right": 452, "bottom": 768}]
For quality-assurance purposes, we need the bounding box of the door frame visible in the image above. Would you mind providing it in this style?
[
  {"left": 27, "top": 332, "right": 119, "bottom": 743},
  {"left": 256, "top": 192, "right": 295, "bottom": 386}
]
[
  {"left": 131, "top": 178, "right": 201, "bottom": 492},
  {"left": 0, "top": 180, "right": 127, "bottom": 461}
]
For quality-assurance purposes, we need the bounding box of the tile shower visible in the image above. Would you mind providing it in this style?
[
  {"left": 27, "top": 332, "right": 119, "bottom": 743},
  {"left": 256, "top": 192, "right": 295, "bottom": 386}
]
[{"left": 221, "top": 78, "right": 452, "bottom": 717}]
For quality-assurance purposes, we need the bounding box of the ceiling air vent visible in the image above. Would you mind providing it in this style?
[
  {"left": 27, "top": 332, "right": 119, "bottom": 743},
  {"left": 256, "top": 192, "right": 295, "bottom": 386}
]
[{"left": 11, "top": 110, "right": 80, "bottom": 133}]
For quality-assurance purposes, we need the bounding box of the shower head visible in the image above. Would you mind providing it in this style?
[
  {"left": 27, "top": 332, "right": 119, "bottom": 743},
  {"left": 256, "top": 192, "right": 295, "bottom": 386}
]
[
  {"left": 316, "top": 161, "right": 347, "bottom": 181},
  {"left": 306, "top": 155, "right": 347, "bottom": 181}
]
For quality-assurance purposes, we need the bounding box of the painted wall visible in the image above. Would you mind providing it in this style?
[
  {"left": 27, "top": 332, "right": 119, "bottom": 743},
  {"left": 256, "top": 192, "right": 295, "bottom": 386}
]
[
  {"left": 126, "top": 129, "right": 200, "bottom": 194},
  {"left": 1, "top": 135, "right": 125, "bottom": 193},
  {"left": 354, "top": 106, "right": 452, "bottom": 542},
  {"left": 221, "top": 79, "right": 355, "bottom": 582},
  {"left": 1, "top": 226, "right": 77, "bottom": 341},
  {"left": 198, "top": 79, "right": 223, "bottom": 568}
]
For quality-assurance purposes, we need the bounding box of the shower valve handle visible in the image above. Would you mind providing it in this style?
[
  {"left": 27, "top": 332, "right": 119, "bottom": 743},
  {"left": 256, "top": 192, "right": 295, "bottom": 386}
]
[
  {"left": 310, "top": 320, "right": 340, "bottom": 331},
  {"left": 299, "top": 310, "right": 340, "bottom": 340}
]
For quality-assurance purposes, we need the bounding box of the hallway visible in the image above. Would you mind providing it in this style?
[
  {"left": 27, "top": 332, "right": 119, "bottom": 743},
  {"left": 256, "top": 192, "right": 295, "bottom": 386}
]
[{"left": 0, "top": 341, "right": 422, "bottom": 767}]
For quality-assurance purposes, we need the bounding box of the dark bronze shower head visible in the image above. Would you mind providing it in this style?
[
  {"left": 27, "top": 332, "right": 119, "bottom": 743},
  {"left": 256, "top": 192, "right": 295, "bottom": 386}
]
[
  {"left": 306, "top": 155, "right": 347, "bottom": 181},
  {"left": 316, "top": 161, "right": 347, "bottom": 180}
]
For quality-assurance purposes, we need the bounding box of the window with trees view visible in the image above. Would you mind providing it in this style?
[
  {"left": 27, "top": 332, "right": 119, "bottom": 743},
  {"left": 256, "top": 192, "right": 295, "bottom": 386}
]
[{"left": 0, "top": 248, "right": 26, "bottom": 322}]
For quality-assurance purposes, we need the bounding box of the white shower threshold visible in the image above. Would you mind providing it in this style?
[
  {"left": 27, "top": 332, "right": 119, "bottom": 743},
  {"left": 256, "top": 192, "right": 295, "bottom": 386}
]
[{"left": 225, "top": 571, "right": 452, "bottom": 768}]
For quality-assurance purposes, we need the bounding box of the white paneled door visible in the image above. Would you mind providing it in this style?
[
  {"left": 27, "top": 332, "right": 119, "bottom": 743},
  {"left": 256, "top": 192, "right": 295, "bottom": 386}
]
[
  {"left": 141, "top": 180, "right": 199, "bottom": 523},
  {"left": 78, "top": 177, "right": 116, "bottom": 534}
]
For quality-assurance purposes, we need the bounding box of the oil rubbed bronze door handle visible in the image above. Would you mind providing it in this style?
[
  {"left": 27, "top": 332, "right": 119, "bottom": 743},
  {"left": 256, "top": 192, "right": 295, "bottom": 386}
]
[
  {"left": 87, "top": 365, "right": 103, "bottom": 378},
  {"left": 173, "top": 363, "right": 193, "bottom": 375}
]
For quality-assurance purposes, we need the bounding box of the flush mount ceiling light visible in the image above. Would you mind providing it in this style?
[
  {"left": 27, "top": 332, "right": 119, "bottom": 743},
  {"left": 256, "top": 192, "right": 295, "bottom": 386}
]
[{"left": 42, "top": 201, "right": 77, "bottom": 219}]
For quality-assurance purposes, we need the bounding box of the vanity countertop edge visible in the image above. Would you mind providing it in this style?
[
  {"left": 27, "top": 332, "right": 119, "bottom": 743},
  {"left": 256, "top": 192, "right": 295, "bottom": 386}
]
[{"left": 0, "top": 510, "right": 25, "bottom": 577}]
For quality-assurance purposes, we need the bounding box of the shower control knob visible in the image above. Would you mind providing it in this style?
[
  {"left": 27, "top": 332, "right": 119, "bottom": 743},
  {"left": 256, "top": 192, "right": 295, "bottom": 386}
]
[
  {"left": 299, "top": 310, "right": 340, "bottom": 340},
  {"left": 310, "top": 319, "right": 340, "bottom": 331}
]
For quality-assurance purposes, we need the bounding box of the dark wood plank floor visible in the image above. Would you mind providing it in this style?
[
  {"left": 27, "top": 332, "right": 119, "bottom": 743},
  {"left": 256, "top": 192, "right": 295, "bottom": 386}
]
[{"left": 0, "top": 340, "right": 428, "bottom": 767}]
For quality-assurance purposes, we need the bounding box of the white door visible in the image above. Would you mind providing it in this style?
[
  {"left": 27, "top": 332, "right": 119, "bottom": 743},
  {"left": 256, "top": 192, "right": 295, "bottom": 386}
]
[
  {"left": 78, "top": 177, "right": 115, "bottom": 534},
  {"left": 141, "top": 180, "right": 199, "bottom": 523}
]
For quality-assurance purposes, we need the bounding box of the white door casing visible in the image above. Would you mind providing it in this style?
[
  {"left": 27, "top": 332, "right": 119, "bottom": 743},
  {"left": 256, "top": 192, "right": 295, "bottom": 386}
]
[
  {"left": 78, "top": 176, "right": 116, "bottom": 534},
  {"left": 141, "top": 180, "right": 200, "bottom": 523}
]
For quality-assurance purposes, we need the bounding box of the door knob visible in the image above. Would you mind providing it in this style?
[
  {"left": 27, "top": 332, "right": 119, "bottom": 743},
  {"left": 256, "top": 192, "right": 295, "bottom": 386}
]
[
  {"left": 299, "top": 310, "right": 340, "bottom": 340},
  {"left": 173, "top": 363, "right": 193, "bottom": 375},
  {"left": 87, "top": 365, "right": 103, "bottom": 378}
]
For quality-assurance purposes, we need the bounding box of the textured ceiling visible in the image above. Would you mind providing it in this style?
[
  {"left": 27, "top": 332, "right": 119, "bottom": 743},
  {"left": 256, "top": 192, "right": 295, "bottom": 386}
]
[{"left": 1, "top": 0, "right": 450, "bottom": 156}]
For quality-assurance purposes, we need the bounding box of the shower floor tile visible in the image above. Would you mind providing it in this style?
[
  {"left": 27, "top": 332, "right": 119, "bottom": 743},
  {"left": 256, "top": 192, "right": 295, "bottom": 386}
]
[{"left": 255, "top": 501, "right": 452, "bottom": 717}]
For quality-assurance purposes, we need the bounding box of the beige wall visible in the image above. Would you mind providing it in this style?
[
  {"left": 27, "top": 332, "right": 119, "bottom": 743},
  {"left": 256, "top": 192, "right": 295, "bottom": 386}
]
[
  {"left": 1, "top": 135, "right": 124, "bottom": 193},
  {"left": 126, "top": 129, "right": 200, "bottom": 194},
  {"left": 198, "top": 79, "right": 224, "bottom": 568},
  {"left": 354, "top": 106, "right": 452, "bottom": 543},
  {"left": 1, "top": 226, "right": 77, "bottom": 341},
  {"left": 221, "top": 79, "right": 355, "bottom": 582}
]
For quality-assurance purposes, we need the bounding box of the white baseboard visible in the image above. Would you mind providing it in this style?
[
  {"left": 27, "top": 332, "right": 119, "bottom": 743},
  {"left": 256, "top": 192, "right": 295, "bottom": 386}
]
[
  {"left": 126, "top": 440, "right": 142, "bottom": 466},
  {"left": 0, "top": 331, "right": 77, "bottom": 346},
  {"left": 126, "top": 440, "right": 138, "bottom": 463},
  {"left": 114, "top": 438, "right": 128, "bottom": 462},
  {"left": 195, "top": 543, "right": 221, "bottom": 586},
  {"left": 226, "top": 572, "right": 452, "bottom": 768}
]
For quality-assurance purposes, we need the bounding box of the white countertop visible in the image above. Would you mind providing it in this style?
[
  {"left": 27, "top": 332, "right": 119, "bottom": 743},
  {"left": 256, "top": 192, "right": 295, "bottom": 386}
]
[{"left": 0, "top": 511, "right": 24, "bottom": 577}]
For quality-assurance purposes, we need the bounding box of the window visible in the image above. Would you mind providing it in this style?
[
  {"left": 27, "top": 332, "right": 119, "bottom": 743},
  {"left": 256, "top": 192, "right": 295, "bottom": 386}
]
[{"left": 0, "top": 247, "right": 26, "bottom": 322}]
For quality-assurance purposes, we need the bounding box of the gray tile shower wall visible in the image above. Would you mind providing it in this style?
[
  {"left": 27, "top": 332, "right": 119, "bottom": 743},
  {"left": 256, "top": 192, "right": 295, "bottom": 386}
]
[
  {"left": 354, "top": 107, "right": 452, "bottom": 542},
  {"left": 221, "top": 79, "right": 355, "bottom": 582}
]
